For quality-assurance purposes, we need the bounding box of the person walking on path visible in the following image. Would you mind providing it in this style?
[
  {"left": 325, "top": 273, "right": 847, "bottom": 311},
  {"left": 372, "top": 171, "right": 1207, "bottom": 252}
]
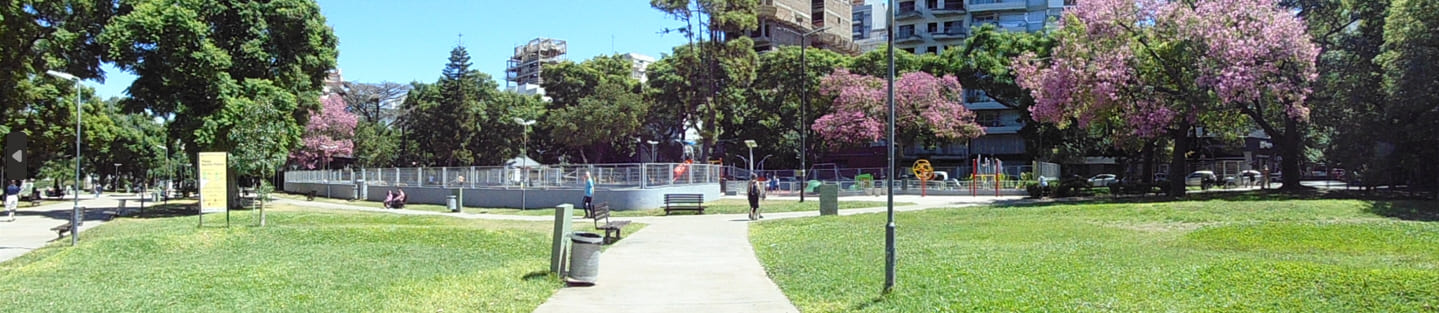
[
  {"left": 5, "top": 180, "right": 20, "bottom": 222},
  {"left": 583, "top": 171, "right": 595, "bottom": 218},
  {"left": 747, "top": 177, "right": 763, "bottom": 221}
]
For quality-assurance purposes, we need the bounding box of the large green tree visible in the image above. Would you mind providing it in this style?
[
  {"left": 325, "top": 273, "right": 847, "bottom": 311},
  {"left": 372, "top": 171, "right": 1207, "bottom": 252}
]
[
  {"left": 0, "top": 0, "right": 114, "bottom": 116},
  {"left": 401, "top": 45, "right": 496, "bottom": 166},
  {"left": 100, "top": 0, "right": 338, "bottom": 178},
  {"left": 650, "top": 0, "right": 759, "bottom": 160},
  {"left": 732, "top": 46, "right": 851, "bottom": 169},
  {"left": 1376, "top": 0, "right": 1439, "bottom": 194}
]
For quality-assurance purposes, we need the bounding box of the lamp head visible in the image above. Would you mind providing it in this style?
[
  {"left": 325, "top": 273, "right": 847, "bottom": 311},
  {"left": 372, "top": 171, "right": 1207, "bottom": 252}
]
[{"left": 744, "top": 140, "right": 757, "bottom": 148}]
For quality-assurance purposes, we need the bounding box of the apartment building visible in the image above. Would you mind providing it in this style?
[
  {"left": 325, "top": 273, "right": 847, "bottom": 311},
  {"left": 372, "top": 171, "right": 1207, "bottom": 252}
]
[
  {"left": 750, "top": 0, "right": 860, "bottom": 55},
  {"left": 621, "top": 53, "right": 656, "bottom": 83}
]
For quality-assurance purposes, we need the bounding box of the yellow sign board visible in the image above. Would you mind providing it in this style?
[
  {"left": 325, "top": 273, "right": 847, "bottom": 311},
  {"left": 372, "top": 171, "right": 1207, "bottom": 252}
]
[{"left": 198, "top": 152, "right": 229, "bottom": 211}]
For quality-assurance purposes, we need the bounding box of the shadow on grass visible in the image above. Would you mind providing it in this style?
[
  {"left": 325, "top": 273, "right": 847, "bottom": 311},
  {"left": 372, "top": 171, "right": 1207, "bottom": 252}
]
[
  {"left": 1365, "top": 200, "right": 1439, "bottom": 222},
  {"left": 521, "top": 270, "right": 553, "bottom": 281},
  {"left": 125, "top": 203, "right": 199, "bottom": 219},
  {"left": 989, "top": 189, "right": 1332, "bottom": 209},
  {"left": 850, "top": 295, "right": 889, "bottom": 311}
]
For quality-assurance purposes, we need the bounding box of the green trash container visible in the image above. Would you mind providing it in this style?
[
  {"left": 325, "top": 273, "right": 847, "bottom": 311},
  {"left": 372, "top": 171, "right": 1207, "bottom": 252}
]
[{"left": 819, "top": 184, "right": 839, "bottom": 215}]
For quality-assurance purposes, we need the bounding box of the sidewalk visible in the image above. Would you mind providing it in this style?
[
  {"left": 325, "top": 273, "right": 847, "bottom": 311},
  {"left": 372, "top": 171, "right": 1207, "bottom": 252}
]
[
  {"left": 0, "top": 197, "right": 122, "bottom": 264},
  {"left": 534, "top": 194, "right": 1020, "bottom": 313}
]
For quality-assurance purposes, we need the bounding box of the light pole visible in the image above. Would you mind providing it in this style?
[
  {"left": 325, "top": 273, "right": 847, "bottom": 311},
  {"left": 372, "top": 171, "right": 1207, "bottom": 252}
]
[
  {"left": 883, "top": 0, "right": 898, "bottom": 294},
  {"left": 321, "top": 144, "right": 336, "bottom": 198},
  {"left": 514, "top": 117, "right": 535, "bottom": 210},
  {"left": 744, "top": 140, "right": 758, "bottom": 177},
  {"left": 158, "top": 145, "right": 170, "bottom": 202},
  {"left": 799, "top": 26, "right": 830, "bottom": 203},
  {"left": 113, "top": 163, "right": 121, "bottom": 192},
  {"left": 46, "top": 70, "right": 82, "bottom": 247},
  {"left": 647, "top": 140, "right": 659, "bottom": 163}
]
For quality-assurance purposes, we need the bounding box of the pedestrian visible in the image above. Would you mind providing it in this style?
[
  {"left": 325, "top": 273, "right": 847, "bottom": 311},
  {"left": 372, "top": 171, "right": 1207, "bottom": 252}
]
[
  {"left": 5, "top": 180, "right": 20, "bottom": 222},
  {"left": 583, "top": 171, "right": 595, "bottom": 218},
  {"left": 747, "top": 177, "right": 762, "bottom": 221}
]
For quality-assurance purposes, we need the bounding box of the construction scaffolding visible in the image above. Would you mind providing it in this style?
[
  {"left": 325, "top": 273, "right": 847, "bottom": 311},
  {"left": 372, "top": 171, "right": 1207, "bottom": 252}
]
[{"left": 505, "top": 38, "right": 567, "bottom": 87}]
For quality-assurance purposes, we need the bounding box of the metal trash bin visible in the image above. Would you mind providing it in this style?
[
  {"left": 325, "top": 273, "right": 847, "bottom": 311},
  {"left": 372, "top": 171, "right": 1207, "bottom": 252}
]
[
  {"left": 567, "top": 232, "right": 604, "bottom": 284},
  {"left": 819, "top": 184, "right": 839, "bottom": 215},
  {"left": 447, "top": 195, "right": 459, "bottom": 212}
]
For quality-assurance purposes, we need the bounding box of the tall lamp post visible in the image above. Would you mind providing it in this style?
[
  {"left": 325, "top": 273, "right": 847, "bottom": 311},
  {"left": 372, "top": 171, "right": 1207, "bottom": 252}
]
[
  {"left": 320, "top": 144, "right": 336, "bottom": 198},
  {"left": 113, "top": 163, "right": 121, "bottom": 192},
  {"left": 883, "top": 0, "right": 898, "bottom": 293},
  {"left": 46, "top": 70, "right": 83, "bottom": 246},
  {"left": 514, "top": 118, "right": 535, "bottom": 210},
  {"left": 647, "top": 140, "right": 659, "bottom": 163},
  {"left": 799, "top": 26, "right": 830, "bottom": 203},
  {"left": 744, "top": 140, "right": 758, "bottom": 177},
  {"left": 158, "top": 145, "right": 170, "bottom": 202}
]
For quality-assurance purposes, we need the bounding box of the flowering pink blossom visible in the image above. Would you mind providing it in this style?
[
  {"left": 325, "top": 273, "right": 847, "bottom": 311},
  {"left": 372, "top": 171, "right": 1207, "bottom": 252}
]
[
  {"left": 813, "top": 69, "right": 984, "bottom": 146},
  {"left": 1014, "top": 0, "right": 1318, "bottom": 140},
  {"left": 290, "top": 93, "right": 357, "bottom": 169}
]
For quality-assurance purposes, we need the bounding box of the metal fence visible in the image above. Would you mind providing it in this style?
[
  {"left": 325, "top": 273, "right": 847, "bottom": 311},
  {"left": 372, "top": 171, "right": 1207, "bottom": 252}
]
[{"left": 284, "top": 163, "right": 723, "bottom": 189}]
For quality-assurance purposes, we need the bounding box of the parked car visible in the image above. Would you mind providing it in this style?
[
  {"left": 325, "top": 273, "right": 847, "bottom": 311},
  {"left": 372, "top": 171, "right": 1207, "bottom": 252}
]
[
  {"left": 1088, "top": 174, "right": 1118, "bottom": 187},
  {"left": 1185, "top": 171, "right": 1218, "bottom": 187}
]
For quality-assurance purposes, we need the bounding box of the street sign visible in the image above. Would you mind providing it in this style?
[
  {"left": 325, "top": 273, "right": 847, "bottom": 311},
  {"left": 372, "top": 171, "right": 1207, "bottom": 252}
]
[{"left": 5, "top": 131, "right": 25, "bottom": 180}]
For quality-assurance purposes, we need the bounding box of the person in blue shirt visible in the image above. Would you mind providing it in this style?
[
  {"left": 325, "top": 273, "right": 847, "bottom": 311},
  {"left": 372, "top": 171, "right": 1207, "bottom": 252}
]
[
  {"left": 583, "top": 171, "right": 595, "bottom": 218},
  {"left": 5, "top": 180, "right": 20, "bottom": 222}
]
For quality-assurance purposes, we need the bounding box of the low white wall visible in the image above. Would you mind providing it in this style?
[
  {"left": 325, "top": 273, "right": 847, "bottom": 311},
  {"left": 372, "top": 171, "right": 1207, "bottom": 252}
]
[{"left": 284, "top": 182, "right": 722, "bottom": 211}]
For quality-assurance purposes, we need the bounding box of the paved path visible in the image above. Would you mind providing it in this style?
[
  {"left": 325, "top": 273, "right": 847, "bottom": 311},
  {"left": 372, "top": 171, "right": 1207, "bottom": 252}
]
[
  {"left": 533, "top": 194, "right": 1023, "bottom": 313},
  {"left": 0, "top": 195, "right": 138, "bottom": 264}
]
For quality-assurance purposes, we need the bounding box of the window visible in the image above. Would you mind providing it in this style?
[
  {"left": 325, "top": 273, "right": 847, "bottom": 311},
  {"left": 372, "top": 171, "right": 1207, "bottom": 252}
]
[
  {"left": 925, "top": 0, "right": 938, "bottom": 9},
  {"left": 927, "top": 22, "right": 938, "bottom": 33},
  {"left": 927, "top": 46, "right": 939, "bottom": 54},
  {"left": 973, "top": 13, "right": 997, "bottom": 25},
  {"left": 898, "top": 25, "right": 915, "bottom": 38},
  {"left": 904, "top": 47, "right": 916, "bottom": 54},
  {"left": 943, "top": 21, "right": 961, "bottom": 34},
  {"left": 1064, "top": 0, "right": 1077, "bottom": 6},
  {"left": 899, "top": 1, "right": 916, "bottom": 13},
  {"left": 976, "top": 111, "right": 1002, "bottom": 127}
]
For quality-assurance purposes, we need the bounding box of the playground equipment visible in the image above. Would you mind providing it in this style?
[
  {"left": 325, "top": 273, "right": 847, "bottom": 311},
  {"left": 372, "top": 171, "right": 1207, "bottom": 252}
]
[
  {"left": 912, "top": 160, "right": 935, "bottom": 197},
  {"left": 671, "top": 160, "right": 693, "bottom": 183}
]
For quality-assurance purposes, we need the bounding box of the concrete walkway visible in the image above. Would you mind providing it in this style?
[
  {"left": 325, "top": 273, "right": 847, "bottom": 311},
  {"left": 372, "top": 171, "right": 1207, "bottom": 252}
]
[
  {"left": 533, "top": 194, "right": 1022, "bottom": 313},
  {"left": 0, "top": 196, "right": 135, "bottom": 264}
]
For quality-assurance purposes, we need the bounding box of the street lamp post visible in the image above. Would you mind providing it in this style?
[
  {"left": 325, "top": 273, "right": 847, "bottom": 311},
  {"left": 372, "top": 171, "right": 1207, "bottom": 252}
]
[
  {"left": 884, "top": 0, "right": 898, "bottom": 293},
  {"left": 647, "top": 140, "right": 659, "bottom": 163},
  {"left": 321, "top": 144, "right": 337, "bottom": 198},
  {"left": 46, "top": 70, "right": 82, "bottom": 247},
  {"left": 158, "top": 145, "right": 170, "bottom": 202},
  {"left": 799, "top": 26, "right": 830, "bottom": 203},
  {"left": 113, "top": 163, "right": 121, "bottom": 192},
  {"left": 744, "top": 140, "right": 758, "bottom": 177},
  {"left": 514, "top": 118, "right": 536, "bottom": 210}
]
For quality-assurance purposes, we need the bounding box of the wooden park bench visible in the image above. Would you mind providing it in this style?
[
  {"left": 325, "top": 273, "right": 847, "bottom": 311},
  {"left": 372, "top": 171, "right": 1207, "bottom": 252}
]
[
  {"left": 591, "top": 203, "right": 630, "bottom": 244},
  {"left": 663, "top": 193, "right": 705, "bottom": 215}
]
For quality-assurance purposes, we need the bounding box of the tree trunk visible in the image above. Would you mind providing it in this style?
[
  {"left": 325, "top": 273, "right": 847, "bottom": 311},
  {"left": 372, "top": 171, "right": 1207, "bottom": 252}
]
[
  {"left": 1278, "top": 117, "right": 1305, "bottom": 191},
  {"left": 1167, "top": 128, "right": 1191, "bottom": 196},
  {"left": 1142, "top": 140, "right": 1156, "bottom": 184}
]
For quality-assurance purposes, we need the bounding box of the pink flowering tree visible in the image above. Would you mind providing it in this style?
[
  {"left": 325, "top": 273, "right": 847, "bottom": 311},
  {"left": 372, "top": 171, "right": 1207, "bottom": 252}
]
[
  {"left": 812, "top": 68, "right": 984, "bottom": 151},
  {"left": 290, "top": 94, "right": 357, "bottom": 169},
  {"left": 1013, "top": 0, "right": 1318, "bottom": 194}
]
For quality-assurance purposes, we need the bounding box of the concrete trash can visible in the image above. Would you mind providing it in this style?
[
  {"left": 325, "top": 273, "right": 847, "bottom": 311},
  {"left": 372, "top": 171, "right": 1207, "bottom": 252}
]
[
  {"left": 819, "top": 184, "right": 839, "bottom": 215},
  {"left": 567, "top": 232, "right": 604, "bottom": 285},
  {"left": 447, "top": 195, "right": 459, "bottom": 212}
]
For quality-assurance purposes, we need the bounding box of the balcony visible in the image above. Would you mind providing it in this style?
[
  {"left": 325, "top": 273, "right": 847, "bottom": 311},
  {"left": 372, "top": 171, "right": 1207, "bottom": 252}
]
[
  {"left": 895, "top": 31, "right": 926, "bottom": 44},
  {"left": 968, "top": 0, "right": 1026, "bottom": 12},
  {"left": 932, "top": 28, "right": 967, "bottom": 40},
  {"left": 896, "top": 3, "right": 924, "bottom": 21},
  {"left": 934, "top": 0, "right": 966, "bottom": 15}
]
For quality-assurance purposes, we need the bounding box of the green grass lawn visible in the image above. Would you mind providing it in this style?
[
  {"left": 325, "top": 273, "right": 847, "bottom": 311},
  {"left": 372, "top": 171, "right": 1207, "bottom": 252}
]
[
  {"left": 751, "top": 197, "right": 1439, "bottom": 312},
  {"left": 0, "top": 203, "right": 606, "bottom": 312}
]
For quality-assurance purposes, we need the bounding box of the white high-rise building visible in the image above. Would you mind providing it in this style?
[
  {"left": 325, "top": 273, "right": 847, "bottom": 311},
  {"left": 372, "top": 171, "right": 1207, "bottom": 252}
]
[{"left": 621, "top": 53, "right": 656, "bottom": 83}]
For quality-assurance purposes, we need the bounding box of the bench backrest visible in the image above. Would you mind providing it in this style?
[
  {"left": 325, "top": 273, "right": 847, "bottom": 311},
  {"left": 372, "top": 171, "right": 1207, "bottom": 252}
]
[
  {"left": 665, "top": 194, "right": 704, "bottom": 202},
  {"left": 592, "top": 203, "right": 611, "bottom": 224}
]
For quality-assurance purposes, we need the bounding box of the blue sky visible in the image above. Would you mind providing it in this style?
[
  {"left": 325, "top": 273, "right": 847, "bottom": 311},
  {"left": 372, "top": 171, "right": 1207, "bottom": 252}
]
[{"left": 92, "top": 0, "right": 693, "bottom": 98}]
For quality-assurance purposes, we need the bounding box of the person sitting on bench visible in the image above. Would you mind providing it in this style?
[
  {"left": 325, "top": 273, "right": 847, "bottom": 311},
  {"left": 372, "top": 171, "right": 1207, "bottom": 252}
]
[
  {"left": 383, "top": 190, "right": 396, "bottom": 208},
  {"left": 388, "top": 189, "right": 407, "bottom": 209}
]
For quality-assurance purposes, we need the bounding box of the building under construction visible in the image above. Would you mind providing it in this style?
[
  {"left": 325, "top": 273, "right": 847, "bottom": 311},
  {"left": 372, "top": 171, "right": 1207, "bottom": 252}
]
[{"left": 505, "top": 38, "right": 567, "bottom": 87}]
